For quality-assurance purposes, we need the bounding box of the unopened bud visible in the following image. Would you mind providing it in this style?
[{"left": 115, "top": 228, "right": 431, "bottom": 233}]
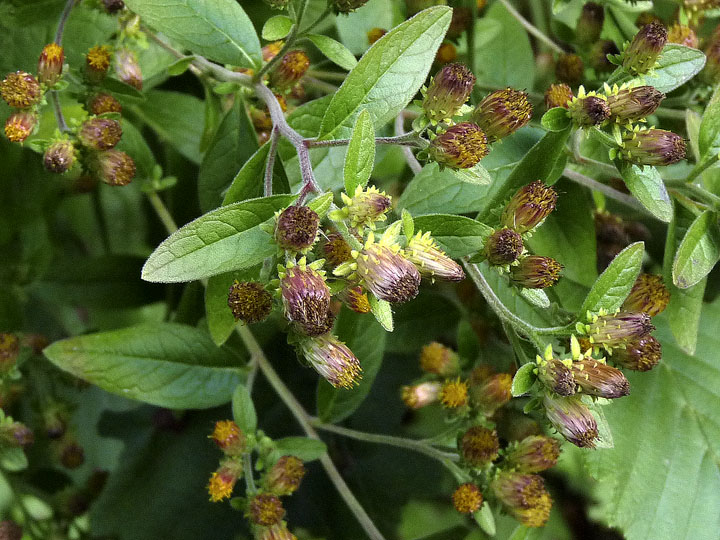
[
  {"left": 78, "top": 117, "right": 122, "bottom": 150},
  {"left": 248, "top": 493, "right": 285, "bottom": 526},
  {"left": 568, "top": 95, "right": 610, "bottom": 127},
  {"left": 322, "top": 232, "right": 353, "bottom": 266},
  {"left": 544, "top": 83, "right": 573, "bottom": 109},
  {"left": 452, "top": 483, "right": 483, "bottom": 514},
  {"left": 115, "top": 49, "right": 143, "bottom": 91},
  {"left": 38, "top": 44, "right": 64, "bottom": 86},
  {"left": 262, "top": 42, "right": 284, "bottom": 63},
  {"left": 484, "top": 228, "right": 523, "bottom": 266},
  {"left": 60, "top": 441, "right": 85, "bottom": 469},
  {"left": 338, "top": 286, "right": 371, "bottom": 314},
  {"left": 555, "top": 53, "right": 584, "bottom": 85},
  {"left": 435, "top": 42, "right": 457, "bottom": 65},
  {"left": 460, "top": 425, "right": 499, "bottom": 466},
  {"left": 571, "top": 358, "right": 629, "bottom": 398},
  {"left": 356, "top": 243, "right": 420, "bottom": 303},
  {"left": 338, "top": 185, "right": 392, "bottom": 230},
  {"left": 543, "top": 394, "right": 598, "bottom": 448},
  {"left": 419, "top": 342, "right": 458, "bottom": 376},
  {"left": 4, "top": 111, "right": 37, "bottom": 143},
  {"left": 589, "top": 40, "right": 620, "bottom": 72},
  {"left": 85, "top": 45, "right": 112, "bottom": 84},
  {"left": 281, "top": 264, "right": 333, "bottom": 336},
  {"left": 584, "top": 310, "right": 654, "bottom": 348},
  {"left": 330, "top": 0, "right": 369, "bottom": 14},
  {"left": 228, "top": 282, "right": 273, "bottom": 324},
  {"left": 102, "top": 0, "right": 125, "bottom": 13},
  {"left": 256, "top": 524, "right": 297, "bottom": 540},
  {"left": 668, "top": 24, "right": 698, "bottom": 48},
  {"left": 92, "top": 150, "right": 136, "bottom": 186},
  {"left": 510, "top": 256, "right": 563, "bottom": 289},
  {"left": 0, "top": 71, "right": 41, "bottom": 109},
  {"left": 704, "top": 40, "right": 720, "bottom": 84},
  {"left": 611, "top": 335, "right": 661, "bottom": 371},
  {"left": 448, "top": 8, "right": 471, "bottom": 39},
  {"left": 576, "top": 3, "right": 604, "bottom": 45},
  {"left": 623, "top": 274, "right": 669, "bottom": 317},
  {"left": 208, "top": 462, "right": 242, "bottom": 502},
  {"left": 299, "top": 333, "right": 361, "bottom": 388},
  {"left": 401, "top": 381, "right": 441, "bottom": 409},
  {"left": 43, "top": 140, "right": 76, "bottom": 173},
  {"left": 623, "top": 23, "right": 667, "bottom": 74},
  {"left": 367, "top": 28, "right": 387, "bottom": 45},
  {"left": 430, "top": 122, "right": 488, "bottom": 169},
  {"left": 620, "top": 128, "right": 686, "bottom": 166},
  {"left": 423, "top": 63, "right": 476, "bottom": 123},
  {"left": 473, "top": 88, "right": 532, "bottom": 142},
  {"left": 88, "top": 93, "right": 122, "bottom": 115},
  {"left": 470, "top": 373, "right": 512, "bottom": 414},
  {"left": 275, "top": 205, "right": 319, "bottom": 251},
  {"left": 504, "top": 435, "right": 560, "bottom": 473},
  {"left": 606, "top": 85, "right": 664, "bottom": 122},
  {"left": 491, "top": 472, "right": 552, "bottom": 527},
  {"left": 440, "top": 378, "right": 469, "bottom": 409},
  {"left": 0, "top": 422, "right": 33, "bottom": 449},
  {"left": 210, "top": 420, "right": 246, "bottom": 456},
  {"left": 502, "top": 180, "right": 558, "bottom": 234},
  {"left": 0, "top": 334, "right": 19, "bottom": 374},
  {"left": 404, "top": 231, "right": 465, "bottom": 282},
  {"left": 269, "top": 50, "right": 310, "bottom": 90},
  {"left": 266, "top": 455, "right": 305, "bottom": 495},
  {"left": 537, "top": 357, "right": 575, "bottom": 396}
]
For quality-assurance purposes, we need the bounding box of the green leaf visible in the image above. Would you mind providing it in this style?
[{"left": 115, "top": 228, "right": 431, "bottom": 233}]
[
  {"left": 123, "top": 0, "right": 261, "bottom": 68},
  {"left": 477, "top": 127, "right": 571, "bottom": 222},
  {"left": 43, "top": 323, "right": 246, "bottom": 409},
  {"left": 511, "top": 363, "right": 536, "bottom": 397},
  {"left": 318, "top": 6, "right": 452, "bottom": 139},
  {"left": 474, "top": 502, "right": 496, "bottom": 536},
  {"left": 0, "top": 447, "right": 28, "bottom": 472},
  {"left": 262, "top": 15, "right": 293, "bottom": 41},
  {"left": 586, "top": 302, "right": 720, "bottom": 540},
  {"left": 142, "top": 195, "right": 295, "bottom": 283},
  {"left": 335, "top": 0, "right": 396, "bottom": 55},
  {"left": 401, "top": 208, "right": 414, "bottom": 239},
  {"left": 541, "top": 108, "right": 571, "bottom": 132},
  {"left": 398, "top": 163, "right": 490, "bottom": 216},
  {"left": 198, "top": 97, "right": 258, "bottom": 212},
  {"left": 223, "top": 143, "right": 270, "bottom": 205},
  {"left": 699, "top": 84, "right": 720, "bottom": 161},
  {"left": 663, "top": 204, "right": 706, "bottom": 354},
  {"left": 580, "top": 242, "right": 644, "bottom": 315},
  {"left": 412, "top": 215, "right": 493, "bottom": 258},
  {"left": 271, "top": 437, "right": 327, "bottom": 462},
  {"left": 232, "top": 384, "right": 257, "bottom": 433},
  {"left": 520, "top": 288, "right": 551, "bottom": 309},
  {"left": 306, "top": 34, "right": 358, "bottom": 71},
  {"left": 627, "top": 44, "right": 706, "bottom": 94},
  {"left": 307, "top": 191, "right": 334, "bottom": 219},
  {"left": 316, "top": 309, "right": 386, "bottom": 423},
  {"left": 343, "top": 109, "right": 375, "bottom": 194},
  {"left": 166, "top": 56, "right": 194, "bottom": 76},
  {"left": 672, "top": 210, "right": 720, "bottom": 289},
  {"left": 450, "top": 163, "right": 492, "bottom": 185},
  {"left": 369, "top": 295, "right": 393, "bottom": 332},
  {"left": 616, "top": 163, "right": 673, "bottom": 223}
]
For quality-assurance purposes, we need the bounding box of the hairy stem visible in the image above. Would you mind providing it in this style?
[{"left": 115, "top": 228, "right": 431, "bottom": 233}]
[
  {"left": 236, "top": 325, "right": 387, "bottom": 540},
  {"left": 54, "top": 0, "right": 78, "bottom": 45},
  {"left": 265, "top": 127, "right": 280, "bottom": 197},
  {"left": 562, "top": 167, "right": 650, "bottom": 215},
  {"left": 147, "top": 191, "right": 178, "bottom": 233},
  {"left": 497, "top": 0, "right": 564, "bottom": 54},
  {"left": 395, "top": 115, "right": 422, "bottom": 174},
  {"left": 305, "top": 132, "right": 425, "bottom": 148}
]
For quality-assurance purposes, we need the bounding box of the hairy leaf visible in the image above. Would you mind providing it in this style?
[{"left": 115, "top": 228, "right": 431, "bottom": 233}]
[
  {"left": 580, "top": 242, "right": 644, "bottom": 315},
  {"left": 672, "top": 210, "right": 720, "bottom": 289},
  {"left": 617, "top": 163, "right": 673, "bottom": 223},
  {"left": 306, "top": 34, "right": 358, "bottom": 71},
  {"left": 411, "top": 214, "right": 493, "bottom": 258},
  {"left": 344, "top": 109, "right": 375, "bottom": 194}
]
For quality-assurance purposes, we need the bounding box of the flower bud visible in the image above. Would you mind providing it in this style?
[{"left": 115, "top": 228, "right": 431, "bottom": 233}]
[
  {"left": 510, "top": 256, "right": 563, "bottom": 289},
  {"left": 668, "top": 24, "right": 698, "bottom": 48},
  {"left": 0, "top": 422, "right": 33, "bottom": 449},
  {"left": 38, "top": 43, "right": 64, "bottom": 86},
  {"left": 584, "top": 310, "right": 654, "bottom": 348},
  {"left": 114, "top": 49, "right": 143, "bottom": 91},
  {"left": 470, "top": 373, "right": 512, "bottom": 414},
  {"left": 367, "top": 28, "right": 387, "bottom": 45},
  {"left": 338, "top": 286, "right": 371, "bottom": 314},
  {"left": 85, "top": 45, "right": 112, "bottom": 84},
  {"left": 622, "top": 274, "right": 669, "bottom": 317},
  {"left": 435, "top": 42, "right": 457, "bottom": 65},
  {"left": 275, "top": 205, "right": 319, "bottom": 251},
  {"left": 429, "top": 123, "right": 489, "bottom": 169},
  {"left": 248, "top": 493, "right": 286, "bottom": 526},
  {"left": 576, "top": 2, "right": 604, "bottom": 45},
  {"left": 568, "top": 95, "right": 610, "bottom": 127},
  {"left": 43, "top": 140, "right": 76, "bottom": 173},
  {"left": 269, "top": 50, "right": 310, "bottom": 91},
  {"left": 92, "top": 149, "right": 136, "bottom": 186},
  {"left": 44, "top": 408, "right": 67, "bottom": 439},
  {"left": 299, "top": 333, "right": 362, "bottom": 388},
  {"left": 339, "top": 185, "right": 392, "bottom": 230},
  {"left": 502, "top": 181, "right": 558, "bottom": 234},
  {"left": 281, "top": 265, "right": 333, "bottom": 336},
  {"left": 322, "top": 232, "right": 353, "bottom": 266},
  {"left": 210, "top": 420, "right": 246, "bottom": 456},
  {"left": 423, "top": 63, "right": 476, "bottom": 123},
  {"left": 606, "top": 85, "right": 664, "bottom": 122},
  {"left": 491, "top": 472, "right": 552, "bottom": 528},
  {"left": 4, "top": 111, "right": 37, "bottom": 143},
  {"left": 623, "top": 23, "right": 667, "bottom": 74},
  {"left": 472, "top": 88, "right": 532, "bottom": 142},
  {"left": 484, "top": 228, "right": 523, "bottom": 266},
  {"left": 504, "top": 435, "right": 560, "bottom": 473},
  {"left": 60, "top": 441, "right": 85, "bottom": 469},
  {"left": 266, "top": 455, "right": 306, "bottom": 495},
  {"left": 620, "top": 128, "right": 686, "bottom": 166},
  {"left": 537, "top": 357, "right": 575, "bottom": 396},
  {"left": 439, "top": 378, "right": 469, "bottom": 409},
  {"left": 228, "top": 282, "right": 273, "bottom": 324},
  {"left": 256, "top": 524, "right": 297, "bottom": 540},
  {"left": 0, "top": 333, "right": 19, "bottom": 373},
  {"left": 88, "top": 93, "right": 122, "bottom": 115},
  {"left": 102, "top": 0, "right": 125, "bottom": 13},
  {"left": 460, "top": 425, "right": 499, "bottom": 466},
  {"left": 555, "top": 53, "right": 584, "bottom": 85},
  {"left": 419, "top": 342, "right": 459, "bottom": 376},
  {"left": 0, "top": 71, "right": 41, "bottom": 109},
  {"left": 404, "top": 231, "right": 465, "bottom": 282},
  {"left": 331, "top": 0, "right": 369, "bottom": 13},
  {"left": 78, "top": 117, "right": 122, "bottom": 150},
  {"left": 571, "top": 358, "right": 629, "bottom": 398},
  {"left": 611, "top": 335, "right": 661, "bottom": 371},
  {"left": 207, "top": 461, "right": 242, "bottom": 502},
  {"left": 544, "top": 83, "right": 573, "bottom": 110},
  {"left": 356, "top": 243, "right": 421, "bottom": 303},
  {"left": 452, "top": 483, "right": 483, "bottom": 514},
  {"left": 589, "top": 40, "right": 620, "bottom": 72},
  {"left": 543, "top": 394, "right": 598, "bottom": 448},
  {"left": 401, "top": 381, "right": 441, "bottom": 409}
]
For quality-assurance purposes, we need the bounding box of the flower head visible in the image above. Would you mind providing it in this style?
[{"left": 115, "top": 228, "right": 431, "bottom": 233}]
[
  {"left": 322, "top": 232, "right": 353, "bottom": 267},
  {"left": 338, "top": 286, "right": 371, "bottom": 314},
  {"left": 611, "top": 335, "right": 661, "bottom": 371},
  {"left": 275, "top": 205, "right": 320, "bottom": 252},
  {"left": 38, "top": 44, "right": 64, "bottom": 86},
  {"left": 491, "top": 472, "right": 552, "bottom": 528},
  {"left": 336, "top": 185, "right": 392, "bottom": 230},
  {"left": 330, "top": 0, "right": 369, "bottom": 13},
  {"left": 367, "top": 28, "right": 387, "bottom": 45},
  {"left": 422, "top": 63, "right": 476, "bottom": 122},
  {"left": 435, "top": 42, "right": 457, "bottom": 65},
  {"left": 0, "top": 334, "right": 19, "bottom": 373},
  {"left": 555, "top": 53, "right": 584, "bottom": 85},
  {"left": 102, "top": 0, "right": 125, "bottom": 13},
  {"left": 85, "top": 45, "right": 112, "bottom": 83},
  {"left": 88, "top": 93, "right": 122, "bottom": 115},
  {"left": 78, "top": 117, "right": 122, "bottom": 150},
  {"left": 299, "top": 333, "right": 362, "bottom": 388},
  {"left": 622, "top": 274, "right": 669, "bottom": 317},
  {"left": 504, "top": 435, "right": 561, "bottom": 473},
  {"left": 263, "top": 41, "right": 284, "bottom": 62},
  {"left": 536, "top": 356, "right": 575, "bottom": 396},
  {"left": 502, "top": 181, "right": 558, "bottom": 234},
  {"left": 571, "top": 358, "right": 630, "bottom": 398},
  {"left": 605, "top": 84, "right": 665, "bottom": 123},
  {"left": 620, "top": 128, "right": 686, "bottom": 166},
  {"left": 543, "top": 394, "right": 598, "bottom": 448},
  {"left": 280, "top": 261, "right": 332, "bottom": 336},
  {"left": 668, "top": 23, "right": 698, "bottom": 48},
  {"left": 568, "top": 94, "right": 610, "bottom": 127},
  {"left": 582, "top": 310, "right": 654, "bottom": 349},
  {"left": 269, "top": 50, "right": 310, "bottom": 91},
  {"left": 484, "top": 228, "right": 523, "bottom": 266},
  {"left": 470, "top": 373, "right": 512, "bottom": 414},
  {"left": 0, "top": 71, "right": 41, "bottom": 109},
  {"left": 404, "top": 231, "right": 465, "bottom": 282},
  {"left": 440, "top": 378, "right": 469, "bottom": 409},
  {"left": 210, "top": 420, "right": 246, "bottom": 456},
  {"left": 473, "top": 88, "right": 533, "bottom": 142},
  {"left": 623, "top": 22, "right": 667, "bottom": 74},
  {"left": 248, "top": 494, "right": 285, "bottom": 526},
  {"left": 256, "top": 524, "right": 297, "bottom": 540},
  {"left": 460, "top": 425, "right": 499, "bottom": 466},
  {"left": 91, "top": 150, "right": 136, "bottom": 186},
  {"left": 429, "top": 122, "right": 489, "bottom": 169},
  {"left": 4, "top": 111, "right": 37, "bottom": 143},
  {"left": 544, "top": 83, "right": 573, "bottom": 110},
  {"left": 43, "top": 140, "right": 75, "bottom": 174},
  {"left": 115, "top": 49, "right": 143, "bottom": 90},
  {"left": 510, "top": 256, "right": 562, "bottom": 289},
  {"left": 452, "top": 483, "right": 483, "bottom": 514},
  {"left": 266, "top": 455, "right": 306, "bottom": 496},
  {"left": 401, "top": 381, "right": 441, "bottom": 409},
  {"left": 419, "top": 342, "right": 459, "bottom": 376},
  {"left": 0, "top": 421, "right": 33, "bottom": 449}
]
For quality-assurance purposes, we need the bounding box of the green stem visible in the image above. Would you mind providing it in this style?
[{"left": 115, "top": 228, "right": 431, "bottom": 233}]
[
  {"left": 497, "top": 0, "right": 563, "bottom": 54},
  {"left": 147, "top": 191, "right": 178, "bottom": 233},
  {"left": 667, "top": 179, "right": 720, "bottom": 208},
  {"left": 235, "top": 325, "right": 387, "bottom": 540},
  {"left": 243, "top": 452, "right": 257, "bottom": 493},
  {"left": 302, "top": 7, "right": 331, "bottom": 34},
  {"left": 686, "top": 156, "right": 718, "bottom": 183}
]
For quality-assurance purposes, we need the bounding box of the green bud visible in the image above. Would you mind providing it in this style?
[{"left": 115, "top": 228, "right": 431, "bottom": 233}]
[
  {"left": 623, "top": 22, "right": 667, "bottom": 74},
  {"left": 473, "top": 88, "right": 532, "bottom": 142},
  {"left": 620, "top": 128, "right": 686, "bottom": 166},
  {"left": 606, "top": 85, "right": 665, "bottom": 122},
  {"left": 568, "top": 95, "right": 610, "bottom": 127},
  {"left": 429, "top": 122, "right": 488, "bottom": 169},
  {"left": 422, "top": 63, "right": 476, "bottom": 122}
]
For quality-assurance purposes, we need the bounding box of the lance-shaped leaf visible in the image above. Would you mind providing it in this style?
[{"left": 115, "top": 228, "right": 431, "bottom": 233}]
[
  {"left": 580, "top": 242, "right": 644, "bottom": 315},
  {"left": 616, "top": 162, "right": 673, "bottom": 223},
  {"left": 344, "top": 109, "right": 375, "bottom": 194},
  {"left": 672, "top": 210, "right": 720, "bottom": 289}
]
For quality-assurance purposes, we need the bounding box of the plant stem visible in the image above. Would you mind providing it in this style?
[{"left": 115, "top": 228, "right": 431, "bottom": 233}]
[
  {"left": 686, "top": 156, "right": 718, "bottom": 183},
  {"left": 243, "top": 452, "right": 257, "bottom": 493},
  {"left": 54, "top": 0, "right": 78, "bottom": 45},
  {"left": 265, "top": 127, "right": 280, "bottom": 197},
  {"left": 235, "top": 325, "right": 387, "bottom": 540},
  {"left": 305, "top": 133, "right": 424, "bottom": 148},
  {"left": 302, "top": 7, "right": 331, "bottom": 34},
  {"left": 667, "top": 179, "right": 720, "bottom": 208},
  {"left": 562, "top": 167, "right": 650, "bottom": 215},
  {"left": 50, "top": 91, "right": 69, "bottom": 133},
  {"left": 147, "top": 191, "right": 178, "bottom": 233},
  {"left": 497, "top": 0, "right": 564, "bottom": 54},
  {"left": 395, "top": 115, "right": 422, "bottom": 174}
]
